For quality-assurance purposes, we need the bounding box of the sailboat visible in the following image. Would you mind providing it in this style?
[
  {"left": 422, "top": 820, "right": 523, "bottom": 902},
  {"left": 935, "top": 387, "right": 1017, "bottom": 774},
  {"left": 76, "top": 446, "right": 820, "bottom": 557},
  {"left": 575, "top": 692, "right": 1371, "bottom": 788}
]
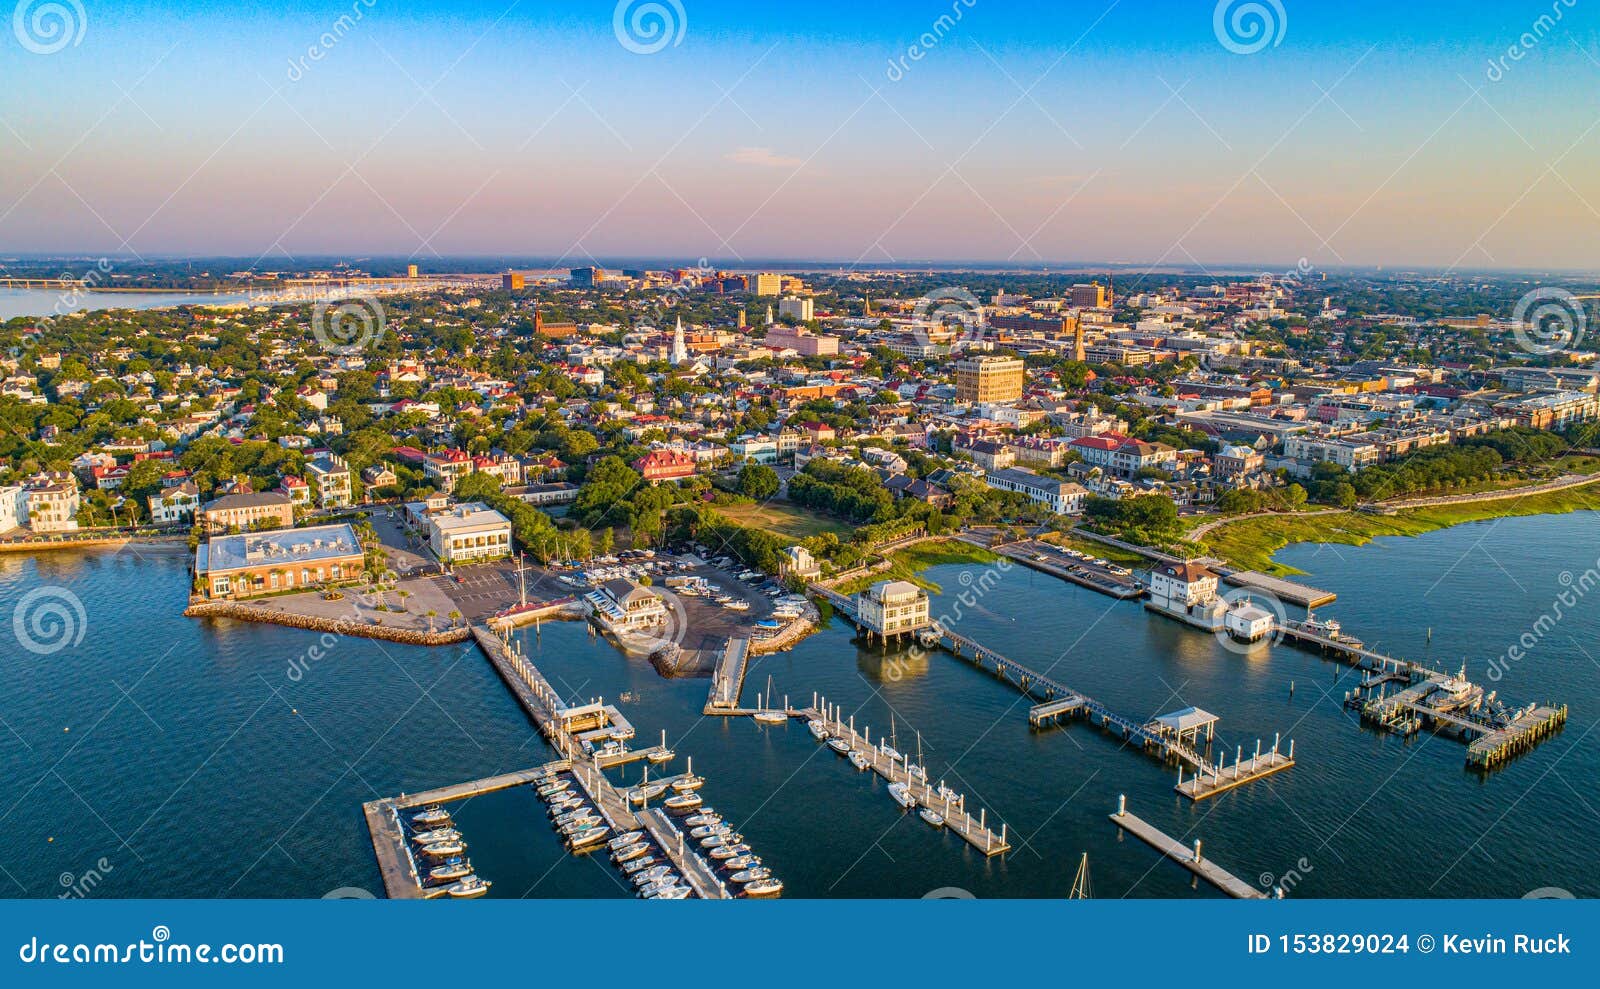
[
  {"left": 752, "top": 676, "right": 787, "bottom": 724},
  {"left": 880, "top": 714, "right": 903, "bottom": 762},
  {"left": 1069, "top": 853, "right": 1092, "bottom": 899},
  {"left": 647, "top": 729, "right": 674, "bottom": 763}
]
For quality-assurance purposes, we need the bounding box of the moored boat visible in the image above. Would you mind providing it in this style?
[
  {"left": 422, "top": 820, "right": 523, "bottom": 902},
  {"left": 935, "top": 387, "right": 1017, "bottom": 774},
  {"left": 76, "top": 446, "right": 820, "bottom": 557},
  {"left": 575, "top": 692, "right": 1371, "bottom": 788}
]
[
  {"left": 847, "top": 750, "right": 869, "bottom": 771},
  {"left": 412, "top": 828, "right": 462, "bottom": 845},
  {"left": 663, "top": 792, "right": 702, "bottom": 811},
  {"left": 827, "top": 738, "right": 851, "bottom": 755},
  {"left": 919, "top": 808, "right": 945, "bottom": 828},
  {"left": 411, "top": 806, "right": 451, "bottom": 827},
  {"left": 887, "top": 782, "right": 916, "bottom": 810},
  {"left": 730, "top": 866, "right": 772, "bottom": 883},
  {"left": 566, "top": 826, "right": 611, "bottom": 849},
  {"left": 621, "top": 853, "right": 658, "bottom": 873},
  {"left": 807, "top": 719, "right": 827, "bottom": 741},
  {"left": 428, "top": 858, "right": 473, "bottom": 882},
  {"left": 446, "top": 875, "right": 491, "bottom": 898},
  {"left": 709, "top": 843, "right": 750, "bottom": 860},
  {"left": 420, "top": 840, "right": 466, "bottom": 857},
  {"left": 607, "top": 830, "right": 645, "bottom": 850},
  {"left": 742, "top": 877, "right": 783, "bottom": 897}
]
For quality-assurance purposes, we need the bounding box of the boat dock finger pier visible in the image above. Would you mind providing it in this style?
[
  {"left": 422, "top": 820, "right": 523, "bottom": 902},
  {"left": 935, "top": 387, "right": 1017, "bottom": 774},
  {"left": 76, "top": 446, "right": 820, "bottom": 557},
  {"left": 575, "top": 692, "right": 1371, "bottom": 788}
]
[
  {"left": 1110, "top": 795, "right": 1268, "bottom": 899},
  {"left": 703, "top": 637, "right": 752, "bottom": 714}
]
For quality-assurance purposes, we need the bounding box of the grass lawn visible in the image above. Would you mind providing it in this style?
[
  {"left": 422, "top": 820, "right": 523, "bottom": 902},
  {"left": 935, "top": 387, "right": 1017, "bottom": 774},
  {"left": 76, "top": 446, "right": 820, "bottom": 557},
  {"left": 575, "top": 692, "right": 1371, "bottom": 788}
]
[
  {"left": 834, "top": 538, "right": 1001, "bottom": 595},
  {"left": 716, "top": 500, "right": 853, "bottom": 540},
  {"left": 1199, "top": 481, "right": 1600, "bottom": 575}
]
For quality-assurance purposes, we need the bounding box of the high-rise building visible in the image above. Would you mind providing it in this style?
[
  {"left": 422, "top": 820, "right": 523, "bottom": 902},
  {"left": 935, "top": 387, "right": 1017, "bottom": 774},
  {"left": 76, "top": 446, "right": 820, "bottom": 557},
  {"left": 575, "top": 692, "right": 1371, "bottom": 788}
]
[
  {"left": 570, "top": 266, "right": 605, "bottom": 287},
  {"left": 955, "top": 355, "right": 1026, "bottom": 404},
  {"left": 406, "top": 264, "right": 419, "bottom": 278},
  {"left": 1069, "top": 281, "right": 1112, "bottom": 308},
  {"left": 502, "top": 271, "right": 525, "bottom": 291},
  {"left": 751, "top": 272, "right": 783, "bottom": 296},
  {"left": 778, "top": 296, "right": 814, "bottom": 321}
]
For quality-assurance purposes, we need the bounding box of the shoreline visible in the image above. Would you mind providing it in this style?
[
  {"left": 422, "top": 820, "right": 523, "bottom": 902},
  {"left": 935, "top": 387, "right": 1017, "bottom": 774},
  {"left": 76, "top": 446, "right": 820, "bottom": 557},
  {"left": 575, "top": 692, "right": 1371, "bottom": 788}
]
[{"left": 1197, "top": 482, "right": 1600, "bottom": 576}]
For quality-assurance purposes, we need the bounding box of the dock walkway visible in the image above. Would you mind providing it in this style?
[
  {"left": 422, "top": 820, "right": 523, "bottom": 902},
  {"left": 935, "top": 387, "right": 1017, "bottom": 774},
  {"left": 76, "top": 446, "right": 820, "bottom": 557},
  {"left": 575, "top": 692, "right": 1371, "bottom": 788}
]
[
  {"left": 1110, "top": 798, "right": 1266, "bottom": 899},
  {"left": 704, "top": 637, "right": 751, "bottom": 713}
]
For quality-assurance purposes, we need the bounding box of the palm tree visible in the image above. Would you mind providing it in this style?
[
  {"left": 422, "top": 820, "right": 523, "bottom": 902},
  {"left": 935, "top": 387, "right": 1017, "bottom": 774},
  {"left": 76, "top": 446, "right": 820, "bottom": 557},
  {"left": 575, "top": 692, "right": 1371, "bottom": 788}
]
[
  {"left": 425, "top": 609, "right": 437, "bottom": 632},
  {"left": 448, "top": 609, "right": 462, "bottom": 627}
]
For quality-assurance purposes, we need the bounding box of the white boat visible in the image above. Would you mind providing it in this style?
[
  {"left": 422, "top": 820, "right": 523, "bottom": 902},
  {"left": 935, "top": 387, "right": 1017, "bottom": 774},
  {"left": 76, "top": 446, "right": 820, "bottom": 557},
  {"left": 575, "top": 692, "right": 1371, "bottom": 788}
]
[
  {"left": 935, "top": 783, "right": 960, "bottom": 805},
  {"left": 730, "top": 866, "right": 772, "bottom": 883},
  {"left": 411, "top": 806, "right": 451, "bottom": 827},
  {"left": 647, "top": 747, "right": 674, "bottom": 764},
  {"left": 631, "top": 865, "right": 674, "bottom": 886},
  {"left": 920, "top": 808, "right": 945, "bottom": 828},
  {"left": 683, "top": 812, "right": 721, "bottom": 828},
  {"left": 640, "top": 878, "right": 685, "bottom": 897},
  {"left": 721, "top": 854, "right": 760, "bottom": 871},
  {"left": 644, "top": 885, "right": 691, "bottom": 900},
  {"left": 608, "top": 830, "right": 645, "bottom": 850},
  {"left": 663, "top": 792, "right": 703, "bottom": 811},
  {"left": 420, "top": 840, "right": 465, "bottom": 857},
  {"left": 428, "top": 859, "right": 473, "bottom": 882},
  {"left": 690, "top": 824, "right": 730, "bottom": 839},
  {"left": 887, "top": 782, "right": 916, "bottom": 810},
  {"left": 878, "top": 743, "right": 903, "bottom": 762},
  {"left": 701, "top": 832, "right": 742, "bottom": 849},
  {"left": 621, "top": 853, "right": 658, "bottom": 873},
  {"left": 847, "top": 750, "right": 869, "bottom": 771},
  {"left": 566, "top": 826, "right": 611, "bottom": 849},
  {"left": 628, "top": 781, "right": 670, "bottom": 804},
  {"left": 752, "top": 710, "right": 787, "bottom": 725},
  {"left": 806, "top": 720, "right": 827, "bottom": 741},
  {"left": 536, "top": 781, "right": 571, "bottom": 798},
  {"left": 547, "top": 797, "right": 584, "bottom": 814},
  {"left": 670, "top": 775, "right": 704, "bottom": 793},
  {"left": 827, "top": 738, "right": 851, "bottom": 755},
  {"left": 554, "top": 808, "right": 596, "bottom": 826},
  {"left": 709, "top": 843, "right": 750, "bottom": 860},
  {"left": 614, "top": 844, "right": 652, "bottom": 866},
  {"left": 742, "top": 877, "right": 783, "bottom": 897},
  {"left": 559, "top": 815, "right": 602, "bottom": 834},
  {"left": 411, "top": 827, "right": 461, "bottom": 844},
  {"left": 446, "top": 875, "right": 491, "bottom": 899}
]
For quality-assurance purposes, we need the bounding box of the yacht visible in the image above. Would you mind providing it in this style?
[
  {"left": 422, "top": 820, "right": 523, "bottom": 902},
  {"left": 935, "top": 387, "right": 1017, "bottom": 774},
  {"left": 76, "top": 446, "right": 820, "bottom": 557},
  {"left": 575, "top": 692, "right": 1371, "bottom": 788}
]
[
  {"left": 420, "top": 840, "right": 466, "bottom": 857},
  {"left": 410, "top": 806, "right": 451, "bottom": 827},
  {"left": 663, "top": 792, "right": 703, "bottom": 811},
  {"left": 806, "top": 719, "right": 827, "bottom": 741},
  {"left": 730, "top": 866, "right": 772, "bottom": 884},
  {"left": 446, "top": 875, "right": 491, "bottom": 899},
  {"left": 741, "top": 877, "right": 783, "bottom": 897},
  {"left": 887, "top": 782, "right": 916, "bottom": 810},
  {"left": 919, "top": 808, "right": 945, "bottom": 828},
  {"left": 428, "top": 859, "right": 473, "bottom": 882},
  {"left": 412, "top": 828, "right": 462, "bottom": 846}
]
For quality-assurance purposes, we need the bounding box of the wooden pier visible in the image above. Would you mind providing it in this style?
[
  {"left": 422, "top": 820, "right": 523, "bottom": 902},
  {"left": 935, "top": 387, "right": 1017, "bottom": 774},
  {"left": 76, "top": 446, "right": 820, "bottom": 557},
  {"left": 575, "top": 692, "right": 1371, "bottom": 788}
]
[
  {"left": 808, "top": 705, "right": 1011, "bottom": 856},
  {"left": 1175, "top": 739, "right": 1295, "bottom": 801},
  {"left": 983, "top": 540, "right": 1145, "bottom": 600},
  {"left": 703, "top": 637, "right": 751, "bottom": 713},
  {"left": 1110, "top": 796, "right": 1267, "bottom": 899},
  {"left": 1467, "top": 705, "right": 1567, "bottom": 769},
  {"left": 1222, "top": 570, "right": 1336, "bottom": 608}
]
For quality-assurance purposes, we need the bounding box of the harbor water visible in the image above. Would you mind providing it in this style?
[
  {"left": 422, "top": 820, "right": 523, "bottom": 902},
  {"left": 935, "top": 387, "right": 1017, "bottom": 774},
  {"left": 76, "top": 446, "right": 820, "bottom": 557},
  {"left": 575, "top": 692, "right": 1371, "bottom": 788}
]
[{"left": 1, "top": 513, "right": 1596, "bottom": 899}]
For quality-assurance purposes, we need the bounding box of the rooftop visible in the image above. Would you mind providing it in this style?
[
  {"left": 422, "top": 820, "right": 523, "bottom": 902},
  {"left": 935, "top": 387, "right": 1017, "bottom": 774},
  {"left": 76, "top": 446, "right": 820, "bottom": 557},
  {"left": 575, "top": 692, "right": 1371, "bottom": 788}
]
[{"left": 198, "top": 523, "right": 361, "bottom": 574}]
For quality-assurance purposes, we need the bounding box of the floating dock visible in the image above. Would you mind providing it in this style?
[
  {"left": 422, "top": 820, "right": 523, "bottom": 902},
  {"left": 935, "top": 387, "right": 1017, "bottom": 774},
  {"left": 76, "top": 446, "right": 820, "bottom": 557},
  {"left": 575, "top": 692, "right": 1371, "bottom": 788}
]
[
  {"left": 1467, "top": 705, "right": 1567, "bottom": 769},
  {"left": 1110, "top": 796, "right": 1267, "bottom": 899},
  {"left": 703, "top": 637, "right": 751, "bottom": 713},
  {"left": 1175, "top": 740, "right": 1295, "bottom": 801}
]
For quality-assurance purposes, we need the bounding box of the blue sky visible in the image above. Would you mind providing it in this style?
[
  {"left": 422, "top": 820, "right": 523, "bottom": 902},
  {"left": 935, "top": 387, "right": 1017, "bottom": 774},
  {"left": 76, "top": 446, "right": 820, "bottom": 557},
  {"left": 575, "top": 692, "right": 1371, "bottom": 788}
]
[{"left": 3, "top": 0, "right": 1600, "bottom": 268}]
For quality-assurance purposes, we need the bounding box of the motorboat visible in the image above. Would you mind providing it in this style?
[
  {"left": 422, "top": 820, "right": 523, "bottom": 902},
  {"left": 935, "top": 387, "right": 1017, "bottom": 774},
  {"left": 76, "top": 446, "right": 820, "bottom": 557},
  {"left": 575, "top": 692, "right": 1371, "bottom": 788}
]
[
  {"left": 663, "top": 792, "right": 703, "bottom": 811},
  {"left": 412, "top": 828, "right": 462, "bottom": 845},
  {"left": 547, "top": 797, "right": 584, "bottom": 814},
  {"left": 410, "top": 806, "right": 451, "bottom": 827},
  {"left": 730, "top": 867, "right": 772, "bottom": 884},
  {"left": 647, "top": 746, "right": 674, "bottom": 764},
  {"left": 420, "top": 840, "right": 465, "bottom": 857},
  {"left": 827, "top": 738, "right": 851, "bottom": 755},
  {"left": 627, "top": 782, "right": 669, "bottom": 804},
  {"left": 887, "top": 782, "right": 916, "bottom": 810},
  {"left": 721, "top": 854, "right": 760, "bottom": 871},
  {"left": 566, "top": 826, "right": 611, "bottom": 849},
  {"left": 446, "top": 875, "right": 491, "bottom": 899},
  {"left": 683, "top": 812, "right": 721, "bottom": 828},
  {"left": 607, "top": 830, "right": 645, "bottom": 850},
  {"left": 752, "top": 710, "right": 787, "bottom": 725},
  {"left": 690, "top": 824, "right": 730, "bottom": 839},
  {"left": 670, "top": 774, "right": 704, "bottom": 793},
  {"left": 638, "top": 877, "right": 683, "bottom": 897},
  {"left": 807, "top": 720, "right": 827, "bottom": 741},
  {"left": 644, "top": 885, "right": 691, "bottom": 900},
  {"left": 741, "top": 877, "right": 783, "bottom": 897},
  {"left": 554, "top": 808, "right": 596, "bottom": 826},
  {"left": 614, "top": 844, "right": 653, "bottom": 866},
  {"left": 536, "top": 781, "right": 571, "bottom": 799},
  {"left": 631, "top": 865, "right": 673, "bottom": 886},
  {"left": 701, "top": 832, "right": 742, "bottom": 849},
  {"left": 920, "top": 808, "right": 945, "bottom": 828},
  {"left": 847, "top": 750, "right": 869, "bottom": 771},
  {"left": 620, "top": 853, "right": 658, "bottom": 873},
  {"left": 708, "top": 843, "right": 750, "bottom": 860},
  {"left": 428, "top": 859, "right": 473, "bottom": 882},
  {"left": 935, "top": 783, "right": 960, "bottom": 805},
  {"left": 559, "top": 815, "right": 603, "bottom": 835}
]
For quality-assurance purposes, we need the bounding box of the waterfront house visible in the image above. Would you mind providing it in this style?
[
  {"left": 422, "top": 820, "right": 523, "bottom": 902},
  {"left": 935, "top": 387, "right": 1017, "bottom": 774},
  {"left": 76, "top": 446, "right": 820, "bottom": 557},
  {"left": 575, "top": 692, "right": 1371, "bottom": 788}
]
[
  {"left": 149, "top": 482, "right": 201, "bottom": 526},
  {"left": 857, "top": 580, "right": 931, "bottom": 640},
  {"left": 23, "top": 472, "right": 81, "bottom": 533},
  {"left": 194, "top": 523, "right": 365, "bottom": 599}
]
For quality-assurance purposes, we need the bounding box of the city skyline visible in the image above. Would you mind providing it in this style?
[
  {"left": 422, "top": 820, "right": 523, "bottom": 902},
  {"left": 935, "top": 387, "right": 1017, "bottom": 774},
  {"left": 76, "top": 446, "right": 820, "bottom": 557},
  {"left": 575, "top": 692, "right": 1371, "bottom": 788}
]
[{"left": 3, "top": 1, "right": 1599, "bottom": 268}]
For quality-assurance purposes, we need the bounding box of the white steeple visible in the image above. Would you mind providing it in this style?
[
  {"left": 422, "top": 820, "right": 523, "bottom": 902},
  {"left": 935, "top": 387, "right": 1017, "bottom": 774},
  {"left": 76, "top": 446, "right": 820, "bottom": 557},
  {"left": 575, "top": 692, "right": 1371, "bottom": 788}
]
[{"left": 670, "top": 316, "right": 689, "bottom": 365}]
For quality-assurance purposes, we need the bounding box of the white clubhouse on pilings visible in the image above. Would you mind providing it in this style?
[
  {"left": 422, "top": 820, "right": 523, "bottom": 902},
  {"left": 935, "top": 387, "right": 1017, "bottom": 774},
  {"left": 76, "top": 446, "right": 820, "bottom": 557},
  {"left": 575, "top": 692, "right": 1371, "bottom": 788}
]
[{"left": 856, "top": 579, "right": 931, "bottom": 642}]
